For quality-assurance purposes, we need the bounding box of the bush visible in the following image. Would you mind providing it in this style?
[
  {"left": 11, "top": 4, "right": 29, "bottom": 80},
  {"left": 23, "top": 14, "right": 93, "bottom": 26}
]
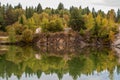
[
  {"left": 42, "top": 19, "right": 64, "bottom": 32},
  {"left": 22, "top": 29, "right": 33, "bottom": 43}
]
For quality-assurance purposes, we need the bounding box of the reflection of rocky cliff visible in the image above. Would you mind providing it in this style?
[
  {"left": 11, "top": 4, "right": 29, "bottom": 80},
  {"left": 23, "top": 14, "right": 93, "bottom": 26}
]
[
  {"left": 0, "top": 45, "right": 8, "bottom": 55},
  {"left": 112, "top": 47, "right": 120, "bottom": 64}
]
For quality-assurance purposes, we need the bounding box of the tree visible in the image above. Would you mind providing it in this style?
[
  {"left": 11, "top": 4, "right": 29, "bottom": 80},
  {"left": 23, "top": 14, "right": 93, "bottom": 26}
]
[
  {"left": 0, "top": 5, "right": 6, "bottom": 31},
  {"left": 97, "top": 10, "right": 105, "bottom": 18},
  {"left": 107, "top": 9, "right": 116, "bottom": 22},
  {"left": 0, "top": 7, "right": 4, "bottom": 28},
  {"left": 92, "top": 8, "right": 96, "bottom": 18},
  {"left": 14, "top": 22, "right": 27, "bottom": 35},
  {"left": 95, "top": 14, "right": 102, "bottom": 27},
  {"left": 22, "top": 29, "right": 33, "bottom": 43},
  {"left": 101, "top": 18, "right": 108, "bottom": 27},
  {"left": 19, "top": 15, "right": 27, "bottom": 25},
  {"left": 107, "top": 10, "right": 116, "bottom": 28},
  {"left": 42, "top": 18, "right": 64, "bottom": 32},
  {"left": 25, "top": 7, "right": 34, "bottom": 18},
  {"left": 32, "top": 13, "right": 41, "bottom": 26},
  {"left": 91, "top": 14, "right": 102, "bottom": 36},
  {"left": 117, "top": 9, "right": 120, "bottom": 23},
  {"left": 5, "top": 5, "right": 15, "bottom": 25},
  {"left": 57, "top": 3, "right": 64, "bottom": 10},
  {"left": 69, "top": 7, "right": 85, "bottom": 31},
  {"left": 15, "top": 3, "right": 22, "bottom": 9},
  {"left": 82, "top": 7, "right": 90, "bottom": 15},
  {"left": 44, "top": 7, "right": 52, "bottom": 15},
  {"left": 27, "top": 17, "right": 36, "bottom": 31},
  {"left": 36, "top": 3, "right": 42, "bottom": 14},
  {"left": 84, "top": 13, "right": 95, "bottom": 31}
]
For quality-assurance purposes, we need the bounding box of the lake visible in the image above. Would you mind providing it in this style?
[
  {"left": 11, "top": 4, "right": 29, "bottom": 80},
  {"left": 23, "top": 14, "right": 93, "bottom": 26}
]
[{"left": 0, "top": 45, "right": 120, "bottom": 80}]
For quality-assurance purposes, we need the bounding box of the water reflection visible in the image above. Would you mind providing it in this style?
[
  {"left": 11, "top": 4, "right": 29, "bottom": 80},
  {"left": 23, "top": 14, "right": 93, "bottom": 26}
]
[{"left": 0, "top": 45, "right": 120, "bottom": 80}]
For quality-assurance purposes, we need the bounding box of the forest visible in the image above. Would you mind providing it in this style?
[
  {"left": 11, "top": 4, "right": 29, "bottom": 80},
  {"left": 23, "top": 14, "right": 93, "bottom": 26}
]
[{"left": 0, "top": 3, "right": 120, "bottom": 44}]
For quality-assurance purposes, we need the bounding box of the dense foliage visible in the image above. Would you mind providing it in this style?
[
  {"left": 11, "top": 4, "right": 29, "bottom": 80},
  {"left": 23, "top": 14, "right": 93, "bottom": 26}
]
[{"left": 0, "top": 3, "right": 119, "bottom": 42}]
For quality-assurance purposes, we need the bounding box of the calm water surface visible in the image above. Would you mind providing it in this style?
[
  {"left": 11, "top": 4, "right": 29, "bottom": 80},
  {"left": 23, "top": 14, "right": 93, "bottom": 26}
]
[{"left": 0, "top": 45, "right": 120, "bottom": 80}]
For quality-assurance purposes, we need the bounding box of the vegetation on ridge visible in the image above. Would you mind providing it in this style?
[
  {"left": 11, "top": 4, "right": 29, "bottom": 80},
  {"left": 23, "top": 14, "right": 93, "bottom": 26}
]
[{"left": 0, "top": 3, "right": 119, "bottom": 43}]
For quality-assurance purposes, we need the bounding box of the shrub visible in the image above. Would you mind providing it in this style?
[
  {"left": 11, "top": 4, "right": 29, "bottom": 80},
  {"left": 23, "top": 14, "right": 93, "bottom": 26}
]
[
  {"left": 42, "top": 19, "right": 64, "bottom": 32},
  {"left": 22, "top": 29, "right": 33, "bottom": 43}
]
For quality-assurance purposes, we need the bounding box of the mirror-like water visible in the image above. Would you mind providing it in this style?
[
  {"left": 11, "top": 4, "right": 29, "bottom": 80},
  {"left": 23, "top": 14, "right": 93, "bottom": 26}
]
[{"left": 0, "top": 45, "right": 120, "bottom": 80}]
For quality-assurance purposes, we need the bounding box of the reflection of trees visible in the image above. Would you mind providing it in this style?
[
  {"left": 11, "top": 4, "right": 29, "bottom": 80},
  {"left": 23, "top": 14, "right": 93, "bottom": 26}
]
[{"left": 0, "top": 46, "right": 119, "bottom": 80}]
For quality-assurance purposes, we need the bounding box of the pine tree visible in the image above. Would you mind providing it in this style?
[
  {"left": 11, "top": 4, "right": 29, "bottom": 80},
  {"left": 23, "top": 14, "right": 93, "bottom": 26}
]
[
  {"left": 57, "top": 3, "right": 64, "bottom": 10},
  {"left": 69, "top": 7, "right": 85, "bottom": 31},
  {"left": 37, "top": 3, "right": 42, "bottom": 14},
  {"left": 15, "top": 3, "right": 22, "bottom": 9},
  {"left": 92, "top": 8, "right": 96, "bottom": 18},
  {"left": 117, "top": 9, "right": 120, "bottom": 23}
]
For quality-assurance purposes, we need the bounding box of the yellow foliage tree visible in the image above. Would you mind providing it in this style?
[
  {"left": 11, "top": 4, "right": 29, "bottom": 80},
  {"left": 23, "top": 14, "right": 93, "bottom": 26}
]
[
  {"left": 22, "top": 29, "right": 33, "bottom": 43},
  {"left": 84, "top": 13, "right": 95, "bottom": 31},
  {"left": 109, "top": 31, "right": 115, "bottom": 42}
]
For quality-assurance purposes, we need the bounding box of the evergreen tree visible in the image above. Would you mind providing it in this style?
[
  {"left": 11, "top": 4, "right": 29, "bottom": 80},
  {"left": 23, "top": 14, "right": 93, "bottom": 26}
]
[
  {"left": 82, "top": 7, "right": 90, "bottom": 15},
  {"left": 15, "top": 3, "right": 22, "bottom": 9},
  {"left": 117, "top": 9, "right": 120, "bottom": 23},
  {"left": 19, "top": 15, "right": 27, "bottom": 25},
  {"left": 92, "top": 8, "right": 96, "bottom": 18},
  {"left": 57, "top": 3, "right": 64, "bottom": 10},
  {"left": 69, "top": 7, "right": 85, "bottom": 31},
  {"left": 26, "top": 7, "right": 34, "bottom": 18},
  {"left": 97, "top": 10, "right": 105, "bottom": 18},
  {"left": 37, "top": 3, "right": 42, "bottom": 14}
]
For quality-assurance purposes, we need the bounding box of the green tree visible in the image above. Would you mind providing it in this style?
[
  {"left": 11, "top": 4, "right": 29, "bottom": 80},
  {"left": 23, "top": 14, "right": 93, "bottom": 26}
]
[
  {"left": 25, "top": 7, "right": 34, "bottom": 18},
  {"left": 82, "top": 7, "right": 90, "bottom": 15},
  {"left": 97, "top": 10, "right": 105, "bottom": 18},
  {"left": 27, "top": 17, "right": 37, "bottom": 32},
  {"left": 69, "top": 7, "right": 85, "bottom": 31},
  {"left": 5, "top": 5, "right": 16, "bottom": 26},
  {"left": 19, "top": 15, "right": 27, "bottom": 25},
  {"left": 92, "top": 8, "right": 96, "bottom": 18},
  {"left": 57, "top": 3, "right": 64, "bottom": 10},
  {"left": 36, "top": 3, "right": 42, "bottom": 14},
  {"left": 42, "top": 18, "right": 63, "bottom": 32},
  {"left": 92, "top": 14, "right": 103, "bottom": 37},
  {"left": 32, "top": 13, "right": 41, "bottom": 26},
  {"left": 117, "top": 9, "right": 120, "bottom": 23},
  {"left": 0, "top": 7, "right": 4, "bottom": 28},
  {"left": 15, "top": 3, "right": 22, "bottom": 9},
  {"left": 44, "top": 8, "right": 52, "bottom": 15}
]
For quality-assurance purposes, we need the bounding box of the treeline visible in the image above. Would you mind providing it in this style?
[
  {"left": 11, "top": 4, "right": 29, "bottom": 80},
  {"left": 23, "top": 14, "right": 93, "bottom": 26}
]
[{"left": 0, "top": 3, "right": 119, "bottom": 43}]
